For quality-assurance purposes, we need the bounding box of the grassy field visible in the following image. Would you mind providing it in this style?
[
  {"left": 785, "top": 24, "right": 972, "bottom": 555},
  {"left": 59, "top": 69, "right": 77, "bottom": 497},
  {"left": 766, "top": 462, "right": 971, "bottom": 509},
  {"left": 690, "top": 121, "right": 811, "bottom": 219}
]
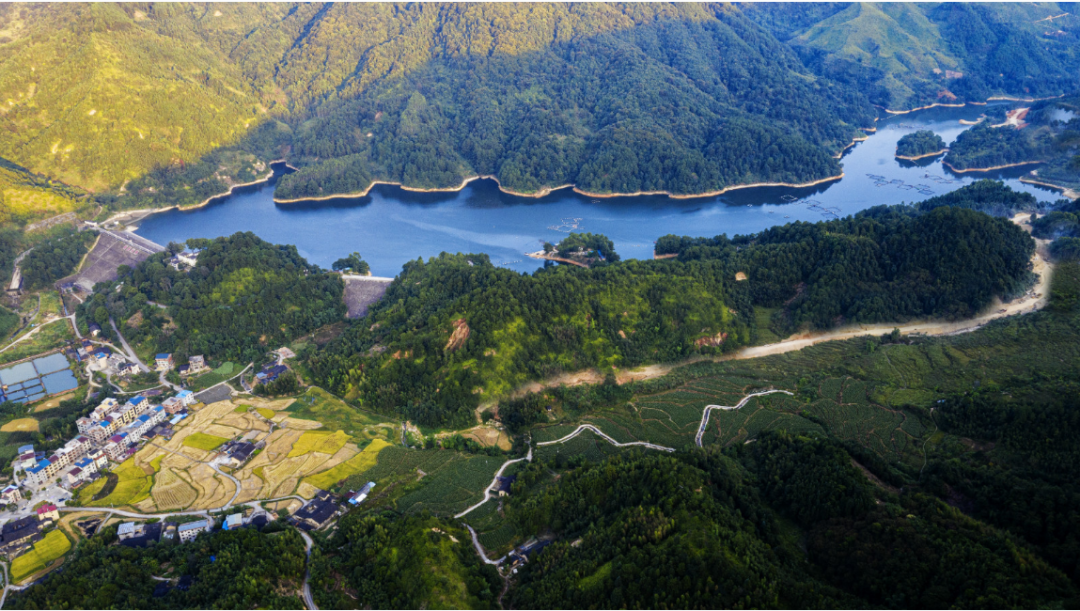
[
  {"left": 11, "top": 530, "right": 71, "bottom": 583},
  {"left": 286, "top": 387, "right": 395, "bottom": 443},
  {"left": 302, "top": 438, "right": 389, "bottom": 491},
  {"left": 1, "top": 418, "right": 39, "bottom": 432},
  {"left": 182, "top": 432, "right": 229, "bottom": 451},
  {"left": 288, "top": 430, "right": 349, "bottom": 458}
]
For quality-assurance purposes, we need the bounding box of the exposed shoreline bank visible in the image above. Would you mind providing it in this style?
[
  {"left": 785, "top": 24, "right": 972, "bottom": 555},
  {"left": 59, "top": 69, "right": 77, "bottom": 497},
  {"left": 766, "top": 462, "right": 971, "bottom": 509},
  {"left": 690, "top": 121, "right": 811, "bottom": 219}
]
[
  {"left": 896, "top": 149, "right": 947, "bottom": 161},
  {"left": 1019, "top": 176, "right": 1080, "bottom": 200},
  {"left": 272, "top": 172, "right": 847, "bottom": 205},
  {"left": 880, "top": 93, "right": 1064, "bottom": 116},
  {"left": 942, "top": 159, "right": 1044, "bottom": 173}
]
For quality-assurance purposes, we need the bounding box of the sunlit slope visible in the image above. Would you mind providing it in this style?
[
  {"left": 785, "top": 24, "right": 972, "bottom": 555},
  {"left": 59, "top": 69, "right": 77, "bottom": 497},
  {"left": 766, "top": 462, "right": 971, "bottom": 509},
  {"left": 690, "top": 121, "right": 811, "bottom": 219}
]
[{"left": 0, "top": 3, "right": 278, "bottom": 191}]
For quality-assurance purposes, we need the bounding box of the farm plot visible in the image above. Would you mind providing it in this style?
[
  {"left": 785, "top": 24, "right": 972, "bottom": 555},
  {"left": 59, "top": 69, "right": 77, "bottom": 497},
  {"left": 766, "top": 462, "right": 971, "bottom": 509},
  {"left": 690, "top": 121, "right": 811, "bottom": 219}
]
[
  {"left": 302, "top": 438, "right": 389, "bottom": 492},
  {"left": 288, "top": 430, "right": 349, "bottom": 458},
  {"left": 285, "top": 387, "right": 394, "bottom": 441},
  {"left": 1, "top": 418, "right": 39, "bottom": 432},
  {"left": 530, "top": 424, "right": 580, "bottom": 444},
  {"left": 393, "top": 453, "right": 504, "bottom": 516},
  {"left": 11, "top": 530, "right": 71, "bottom": 583},
  {"left": 152, "top": 466, "right": 198, "bottom": 511},
  {"left": 78, "top": 458, "right": 157, "bottom": 507},
  {"left": 700, "top": 399, "right": 823, "bottom": 447},
  {"left": 182, "top": 432, "right": 229, "bottom": 451},
  {"left": 800, "top": 377, "right": 920, "bottom": 463}
]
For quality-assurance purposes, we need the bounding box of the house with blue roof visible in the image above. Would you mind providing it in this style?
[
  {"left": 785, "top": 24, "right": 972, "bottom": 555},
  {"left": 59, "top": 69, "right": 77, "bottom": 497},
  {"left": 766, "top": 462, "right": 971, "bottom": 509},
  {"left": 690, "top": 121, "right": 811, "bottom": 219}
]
[
  {"left": 25, "top": 459, "right": 52, "bottom": 487},
  {"left": 176, "top": 389, "right": 195, "bottom": 406}
]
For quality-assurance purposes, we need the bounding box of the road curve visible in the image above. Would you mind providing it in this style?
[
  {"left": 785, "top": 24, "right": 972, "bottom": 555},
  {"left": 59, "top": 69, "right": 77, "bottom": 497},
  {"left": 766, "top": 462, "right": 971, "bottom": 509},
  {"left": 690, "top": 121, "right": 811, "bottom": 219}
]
[
  {"left": 454, "top": 446, "right": 533, "bottom": 519},
  {"left": 466, "top": 524, "right": 506, "bottom": 565},
  {"left": 695, "top": 389, "right": 794, "bottom": 447},
  {"left": 298, "top": 530, "right": 317, "bottom": 610}
]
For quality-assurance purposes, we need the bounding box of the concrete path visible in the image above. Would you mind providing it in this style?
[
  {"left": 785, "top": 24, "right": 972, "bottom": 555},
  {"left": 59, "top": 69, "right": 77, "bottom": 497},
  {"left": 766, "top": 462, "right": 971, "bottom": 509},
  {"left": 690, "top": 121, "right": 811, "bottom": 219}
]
[
  {"left": 299, "top": 530, "right": 318, "bottom": 610},
  {"left": 537, "top": 424, "right": 676, "bottom": 452},
  {"left": 454, "top": 446, "right": 532, "bottom": 519},
  {"left": 108, "top": 318, "right": 150, "bottom": 373},
  {"left": 695, "top": 390, "right": 794, "bottom": 447},
  {"left": 466, "top": 524, "right": 507, "bottom": 565}
]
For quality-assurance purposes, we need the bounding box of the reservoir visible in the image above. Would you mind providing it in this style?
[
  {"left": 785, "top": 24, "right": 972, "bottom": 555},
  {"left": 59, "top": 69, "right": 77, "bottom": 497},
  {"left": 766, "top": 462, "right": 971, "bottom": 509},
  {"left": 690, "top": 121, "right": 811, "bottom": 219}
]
[{"left": 135, "top": 104, "right": 1065, "bottom": 276}]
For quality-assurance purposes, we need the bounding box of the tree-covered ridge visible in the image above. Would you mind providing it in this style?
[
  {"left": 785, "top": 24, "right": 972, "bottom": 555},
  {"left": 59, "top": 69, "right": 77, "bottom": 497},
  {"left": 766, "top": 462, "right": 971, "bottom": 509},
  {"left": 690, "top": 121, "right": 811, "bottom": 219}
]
[
  {"left": 896, "top": 130, "right": 946, "bottom": 158},
  {"left": 944, "top": 123, "right": 1047, "bottom": 171},
  {"left": 18, "top": 229, "right": 96, "bottom": 291},
  {"left": 9, "top": 524, "right": 307, "bottom": 609},
  {"left": 503, "top": 441, "right": 1075, "bottom": 609},
  {"left": 914, "top": 178, "right": 1042, "bottom": 215},
  {"left": 77, "top": 232, "right": 345, "bottom": 364},
  {"left": 309, "top": 252, "right": 748, "bottom": 427},
  {"left": 310, "top": 202, "right": 1035, "bottom": 427},
  {"left": 277, "top": 5, "right": 873, "bottom": 199},
  {"left": 659, "top": 204, "right": 1035, "bottom": 327},
  {"left": 743, "top": 2, "right": 1080, "bottom": 110}
]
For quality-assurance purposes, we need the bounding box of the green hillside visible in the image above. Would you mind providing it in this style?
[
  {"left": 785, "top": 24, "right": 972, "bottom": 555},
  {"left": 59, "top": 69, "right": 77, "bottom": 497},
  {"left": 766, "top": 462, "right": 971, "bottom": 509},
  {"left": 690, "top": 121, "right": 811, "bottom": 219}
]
[{"left": 744, "top": 2, "right": 1080, "bottom": 109}]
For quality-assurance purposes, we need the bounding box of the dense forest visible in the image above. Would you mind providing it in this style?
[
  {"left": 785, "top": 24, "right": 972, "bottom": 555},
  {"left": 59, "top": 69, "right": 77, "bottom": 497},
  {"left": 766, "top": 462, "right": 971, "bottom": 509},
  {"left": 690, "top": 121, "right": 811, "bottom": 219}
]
[
  {"left": 742, "top": 3, "right": 1080, "bottom": 110},
  {"left": 4, "top": 3, "right": 1078, "bottom": 211},
  {"left": 310, "top": 192, "right": 1035, "bottom": 428},
  {"left": 9, "top": 523, "right": 306, "bottom": 609},
  {"left": 896, "top": 130, "right": 946, "bottom": 158},
  {"left": 944, "top": 123, "right": 1046, "bottom": 171},
  {"left": 500, "top": 440, "right": 1075, "bottom": 609},
  {"left": 18, "top": 230, "right": 96, "bottom": 291},
  {"left": 76, "top": 233, "right": 345, "bottom": 364},
  {"left": 311, "top": 512, "right": 501, "bottom": 609}
]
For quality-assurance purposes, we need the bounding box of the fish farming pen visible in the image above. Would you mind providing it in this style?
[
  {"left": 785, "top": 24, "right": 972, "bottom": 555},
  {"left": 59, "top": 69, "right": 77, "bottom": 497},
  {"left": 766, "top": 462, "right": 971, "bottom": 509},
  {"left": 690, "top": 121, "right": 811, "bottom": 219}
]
[{"left": 548, "top": 217, "right": 583, "bottom": 233}]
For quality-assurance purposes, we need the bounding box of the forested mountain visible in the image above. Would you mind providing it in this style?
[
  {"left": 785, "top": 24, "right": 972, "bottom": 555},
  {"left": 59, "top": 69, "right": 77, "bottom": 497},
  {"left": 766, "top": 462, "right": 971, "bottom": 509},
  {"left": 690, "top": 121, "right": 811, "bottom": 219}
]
[
  {"left": 4, "top": 2, "right": 1078, "bottom": 213},
  {"left": 309, "top": 195, "right": 1034, "bottom": 427},
  {"left": 742, "top": 2, "right": 1080, "bottom": 110},
  {"left": 77, "top": 232, "right": 345, "bottom": 364}
]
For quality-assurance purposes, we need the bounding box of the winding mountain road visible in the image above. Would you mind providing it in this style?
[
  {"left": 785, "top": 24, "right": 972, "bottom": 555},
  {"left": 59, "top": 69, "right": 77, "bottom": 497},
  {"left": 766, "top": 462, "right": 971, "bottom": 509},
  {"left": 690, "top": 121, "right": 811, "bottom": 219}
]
[
  {"left": 454, "top": 446, "right": 533, "bottom": 518},
  {"left": 537, "top": 424, "right": 676, "bottom": 452},
  {"left": 695, "top": 390, "right": 794, "bottom": 447}
]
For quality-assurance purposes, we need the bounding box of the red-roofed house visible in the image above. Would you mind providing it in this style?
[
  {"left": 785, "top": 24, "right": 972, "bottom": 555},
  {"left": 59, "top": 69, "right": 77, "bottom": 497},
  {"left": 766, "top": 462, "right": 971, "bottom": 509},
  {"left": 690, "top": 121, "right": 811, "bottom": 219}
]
[{"left": 36, "top": 504, "right": 59, "bottom": 522}]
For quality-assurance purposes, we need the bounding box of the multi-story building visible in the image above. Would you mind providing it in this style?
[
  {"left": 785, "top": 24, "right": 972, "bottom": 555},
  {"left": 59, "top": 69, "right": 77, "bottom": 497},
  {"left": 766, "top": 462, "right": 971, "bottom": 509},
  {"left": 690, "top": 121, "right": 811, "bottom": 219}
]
[
  {"left": 74, "top": 456, "right": 98, "bottom": 477},
  {"left": 76, "top": 417, "right": 95, "bottom": 435},
  {"left": 24, "top": 459, "right": 52, "bottom": 487},
  {"left": 86, "top": 423, "right": 110, "bottom": 444},
  {"left": 155, "top": 354, "right": 173, "bottom": 372},
  {"left": 90, "top": 398, "right": 119, "bottom": 421},
  {"left": 176, "top": 390, "right": 195, "bottom": 406},
  {"left": 0, "top": 484, "right": 22, "bottom": 505},
  {"left": 177, "top": 519, "right": 210, "bottom": 542},
  {"left": 104, "top": 433, "right": 129, "bottom": 461},
  {"left": 87, "top": 449, "right": 109, "bottom": 470}
]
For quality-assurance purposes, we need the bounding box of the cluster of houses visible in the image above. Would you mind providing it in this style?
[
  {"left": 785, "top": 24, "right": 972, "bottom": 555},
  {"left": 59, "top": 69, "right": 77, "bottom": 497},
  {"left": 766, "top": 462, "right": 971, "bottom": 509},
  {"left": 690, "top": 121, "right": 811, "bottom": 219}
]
[
  {"left": 65, "top": 338, "right": 140, "bottom": 377},
  {"left": 116, "top": 509, "right": 270, "bottom": 549},
  {"left": 16, "top": 391, "right": 197, "bottom": 490},
  {"left": 288, "top": 482, "right": 376, "bottom": 532},
  {"left": 0, "top": 504, "right": 59, "bottom": 558}
]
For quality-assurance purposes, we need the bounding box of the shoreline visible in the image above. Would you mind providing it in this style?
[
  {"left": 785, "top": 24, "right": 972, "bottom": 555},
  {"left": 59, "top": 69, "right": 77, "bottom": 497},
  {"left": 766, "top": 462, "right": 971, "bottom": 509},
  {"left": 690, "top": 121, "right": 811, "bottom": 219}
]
[
  {"left": 896, "top": 149, "right": 947, "bottom": 161},
  {"left": 274, "top": 172, "right": 847, "bottom": 205},
  {"left": 880, "top": 93, "right": 1064, "bottom": 116},
  {"left": 102, "top": 158, "right": 291, "bottom": 227},
  {"left": 1019, "top": 176, "right": 1080, "bottom": 200},
  {"left": 524, "top": 251, "right": 589, "bottom": 268},
  {"left": 942, "top": 159, "right": 1044, "bottom": 173}
]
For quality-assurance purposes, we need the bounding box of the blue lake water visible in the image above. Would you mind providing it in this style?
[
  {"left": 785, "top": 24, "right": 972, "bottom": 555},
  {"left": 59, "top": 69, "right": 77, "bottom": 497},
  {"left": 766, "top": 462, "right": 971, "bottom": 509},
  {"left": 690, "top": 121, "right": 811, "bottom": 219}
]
[{"left": 135, "top": 104, "right": 1066, "bottom": 276}]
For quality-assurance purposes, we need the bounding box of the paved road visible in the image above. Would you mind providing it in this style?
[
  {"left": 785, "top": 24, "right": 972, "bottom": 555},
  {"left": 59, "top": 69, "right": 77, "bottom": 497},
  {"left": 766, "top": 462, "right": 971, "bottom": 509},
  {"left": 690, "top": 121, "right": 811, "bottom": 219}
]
[
  {"left": 455, "top": 446, "right": 532, "bottom": 518},
  {"left": 109, "top": 318, "right": 150, "bottom": 373},
  {"left": 299, "top": 530, "right": 318, "bottom": 610},
  {"left": 537, "top": 424, "right": 676, "bottom": 452},
  {"left": 694, "top": 389, "right": 794, "bottom": 447},
  {"left": 466, "top": 525, "right": 506, "bottom": 565}
]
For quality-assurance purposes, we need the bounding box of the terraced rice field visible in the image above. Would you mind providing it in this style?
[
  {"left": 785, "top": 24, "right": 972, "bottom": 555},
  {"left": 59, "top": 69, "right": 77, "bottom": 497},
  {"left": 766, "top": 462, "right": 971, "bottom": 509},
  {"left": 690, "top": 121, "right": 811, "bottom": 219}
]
[
  {"left": 78, "top": 458, "right": 157, "bottom": 507},
  {"left": 287, "top": 430, "right": 349, "bottom": 457},
  {"left": 182, "top": 432, "right": 229, "bottom": 451},
  {"left": 151, "top": 467, "right": 198, "bottom": 511},
  {"left": 302, "top": 439, "right": 389, "bottom": 491},
  {"left": 11, "top": 530, "right": 71, "bottom": 583}
]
